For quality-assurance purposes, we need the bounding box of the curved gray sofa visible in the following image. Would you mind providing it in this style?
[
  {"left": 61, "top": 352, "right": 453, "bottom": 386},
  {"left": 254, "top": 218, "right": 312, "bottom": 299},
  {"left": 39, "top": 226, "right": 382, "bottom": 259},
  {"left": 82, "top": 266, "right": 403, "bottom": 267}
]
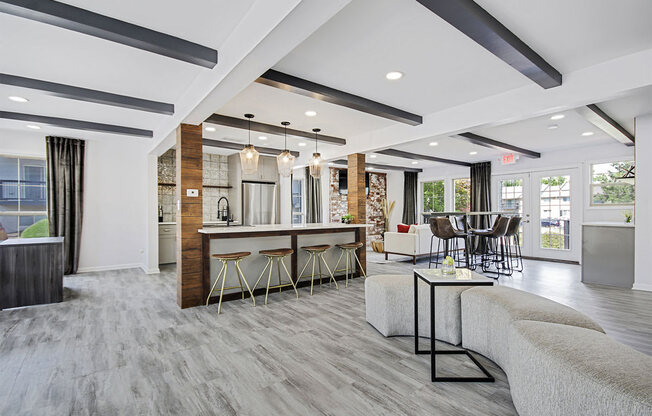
[
  {"left": 365, "top": 274, "right": 470, "bottom": 345},
  {"left": 461, "top": 286, "right": 604, "bottom": 371},
  {"left": 509, "top": 321, "right": 652, "bottom": 416},
  {"left": 365, "top": 276, "right": 652, "bottom": 415}
]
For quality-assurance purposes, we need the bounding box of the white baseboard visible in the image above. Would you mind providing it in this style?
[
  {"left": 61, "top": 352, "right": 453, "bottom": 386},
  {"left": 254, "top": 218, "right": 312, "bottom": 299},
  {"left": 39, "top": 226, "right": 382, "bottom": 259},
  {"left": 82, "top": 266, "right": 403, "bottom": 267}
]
[
  {"left": 632, "top": 283, "right": 652, "bottom": 292},
  {"left": 77, "top": 263, "right": 143, "bottom": 273},
  {"left": 141, "top": 265, "right": 160, "bottom": 274}
]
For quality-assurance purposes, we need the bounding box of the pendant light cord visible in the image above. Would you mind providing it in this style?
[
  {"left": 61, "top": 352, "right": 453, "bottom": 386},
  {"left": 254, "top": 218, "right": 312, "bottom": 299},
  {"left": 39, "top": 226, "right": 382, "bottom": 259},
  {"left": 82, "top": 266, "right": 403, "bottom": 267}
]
[
  {"left": 248, "top": 118, "right": 251, "bottom": 145},
  {"left": 315, "top": 131, "right": 318, "bottom": 153},
  {"left": 284, "top": 125, "right": 287, "bottom": 149}
]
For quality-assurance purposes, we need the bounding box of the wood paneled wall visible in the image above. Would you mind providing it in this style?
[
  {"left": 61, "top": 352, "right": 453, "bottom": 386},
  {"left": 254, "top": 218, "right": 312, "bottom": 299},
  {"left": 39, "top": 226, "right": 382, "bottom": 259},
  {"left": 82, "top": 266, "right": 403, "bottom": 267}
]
[
  {"left": 347, "top": 153, "right": 366, "bottom": 224},
  {"left": 176, "top": 124, "right": 203, "bottom": 308}
]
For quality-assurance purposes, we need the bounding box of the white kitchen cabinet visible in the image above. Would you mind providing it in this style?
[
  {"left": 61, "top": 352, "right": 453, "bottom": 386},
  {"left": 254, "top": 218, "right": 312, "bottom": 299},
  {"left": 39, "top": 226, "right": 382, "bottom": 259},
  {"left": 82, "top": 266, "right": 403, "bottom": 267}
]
[{"left": 158, "top": 224, "right": 176, "bottom": 264}]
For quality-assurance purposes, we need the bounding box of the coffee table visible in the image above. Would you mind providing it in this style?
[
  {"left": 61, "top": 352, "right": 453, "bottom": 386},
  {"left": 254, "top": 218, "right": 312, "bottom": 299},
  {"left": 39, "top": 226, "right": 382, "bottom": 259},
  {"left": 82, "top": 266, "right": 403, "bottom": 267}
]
[{"left": 414, "top": 268, "right": 495, "bottom": 382}]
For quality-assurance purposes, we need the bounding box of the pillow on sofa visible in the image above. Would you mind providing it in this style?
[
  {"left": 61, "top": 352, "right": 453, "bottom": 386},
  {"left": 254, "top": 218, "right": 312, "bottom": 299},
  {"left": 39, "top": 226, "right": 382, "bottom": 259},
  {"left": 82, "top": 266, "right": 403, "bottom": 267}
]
[
  {"left": 408, "top": 224, "right": 418, "bottom": 234},
  {"left": 397, "top": 224, "right": 411, "bottom": 233}
]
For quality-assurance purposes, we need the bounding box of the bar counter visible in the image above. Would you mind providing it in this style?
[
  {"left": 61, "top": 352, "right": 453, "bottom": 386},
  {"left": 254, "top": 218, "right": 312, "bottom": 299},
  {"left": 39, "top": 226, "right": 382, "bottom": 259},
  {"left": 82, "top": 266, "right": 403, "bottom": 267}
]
[{"left": 200, "top": 223, "right": 370, "bottom": 304}]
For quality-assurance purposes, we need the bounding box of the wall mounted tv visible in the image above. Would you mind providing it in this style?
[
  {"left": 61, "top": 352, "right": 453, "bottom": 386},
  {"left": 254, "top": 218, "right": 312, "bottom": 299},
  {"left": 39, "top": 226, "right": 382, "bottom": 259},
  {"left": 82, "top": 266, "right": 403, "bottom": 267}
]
[{"left": 338, "top": 169, "right": 370, "bottom": 195}]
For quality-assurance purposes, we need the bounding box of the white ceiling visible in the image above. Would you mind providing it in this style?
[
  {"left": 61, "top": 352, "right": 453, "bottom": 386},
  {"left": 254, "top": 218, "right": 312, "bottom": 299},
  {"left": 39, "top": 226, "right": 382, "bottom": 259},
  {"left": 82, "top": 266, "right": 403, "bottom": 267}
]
[
  {"left": 594, "top": 85, "right": 652, "bottom": 134},
  {"left": 0, "top": 0, "right": 256, "bottom": 139},
  {"left": 274, "top": 0, "right": 529, "bottom": 116},
  {"left": 475, "top": 0, "right": 652, "bottom": 73}
]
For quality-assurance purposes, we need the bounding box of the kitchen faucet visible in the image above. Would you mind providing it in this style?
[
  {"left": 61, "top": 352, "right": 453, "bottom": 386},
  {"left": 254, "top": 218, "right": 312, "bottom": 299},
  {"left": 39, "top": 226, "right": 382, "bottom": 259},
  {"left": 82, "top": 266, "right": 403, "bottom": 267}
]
[{"left": 217, "top": 196, "right": 231, "bottom": 226}]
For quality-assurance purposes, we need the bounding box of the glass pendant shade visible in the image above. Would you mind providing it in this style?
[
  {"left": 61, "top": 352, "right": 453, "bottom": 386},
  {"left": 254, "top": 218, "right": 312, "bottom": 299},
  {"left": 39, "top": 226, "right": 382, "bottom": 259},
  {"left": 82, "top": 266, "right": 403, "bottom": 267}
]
[
  {"left": 277, "top": 150, "right": 295, "bottom": 177},
  {"left": 240, "top": 113, "right": 259, "bottom": 174},
  {"left": 277, "top": 121, "right": 294, "bottom": 177},
  {"left": 240, "top": 144, "right": 259, "bottom": 174},
  {"left": 309, "top": 152, "right": 323, "bottom": 178}
]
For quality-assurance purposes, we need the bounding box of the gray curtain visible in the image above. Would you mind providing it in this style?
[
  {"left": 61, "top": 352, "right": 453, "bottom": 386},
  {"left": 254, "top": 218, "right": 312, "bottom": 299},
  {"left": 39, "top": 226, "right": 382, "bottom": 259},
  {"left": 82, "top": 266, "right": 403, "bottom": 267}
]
[
  {"left": 402, "top": 171, "right": 418, "bottom": 224},
  {"left": 46, "top": 137, "right": 84, "bottom": 274},
  {"left": 470, "top": 161, "right": 491, "bottom": 253},
  {"left": 306, "top": 167, "right": 322, "bottom": 223}
]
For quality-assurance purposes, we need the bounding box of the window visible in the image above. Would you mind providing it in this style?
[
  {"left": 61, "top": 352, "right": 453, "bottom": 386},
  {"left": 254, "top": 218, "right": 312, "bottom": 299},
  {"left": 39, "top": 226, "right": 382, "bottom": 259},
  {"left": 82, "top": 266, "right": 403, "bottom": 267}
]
[
  {"left": 590, "top": 161, "right": 635, "bottom": 206},
  {"left": 454, "top": 178, "right": 471, "bottom": 212},
  {"left": 498, "top": 178, "right": 524, "bottom": 246},
  {"left": 422, "top": 180, "right": 444, "bottom": 212},
  {"left": 291, "top": 178, "right": 304, "bottom": 224},
  {"left": 539, "top": 175, "right": 571, "bottom": 250},
  {"left": 0, "top": 155, "right": 48, "bottom": 238}
]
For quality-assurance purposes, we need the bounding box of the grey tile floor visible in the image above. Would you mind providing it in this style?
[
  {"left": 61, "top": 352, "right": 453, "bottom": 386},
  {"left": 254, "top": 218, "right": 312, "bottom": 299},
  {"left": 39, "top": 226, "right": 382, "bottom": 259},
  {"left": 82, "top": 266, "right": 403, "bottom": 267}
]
[{"left": 1, "top": 252, "right": 650, "bottom": 415}]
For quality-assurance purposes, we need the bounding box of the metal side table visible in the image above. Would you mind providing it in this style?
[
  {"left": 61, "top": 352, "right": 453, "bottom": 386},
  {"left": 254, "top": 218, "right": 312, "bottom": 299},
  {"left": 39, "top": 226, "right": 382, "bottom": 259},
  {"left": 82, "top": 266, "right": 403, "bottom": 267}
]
[{"left": 414, "top": 268, "right": 495, "bottom": 382}]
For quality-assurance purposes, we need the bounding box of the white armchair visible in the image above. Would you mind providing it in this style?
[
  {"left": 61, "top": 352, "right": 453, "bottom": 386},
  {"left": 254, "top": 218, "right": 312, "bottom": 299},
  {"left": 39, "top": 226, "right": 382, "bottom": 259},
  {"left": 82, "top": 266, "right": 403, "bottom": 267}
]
[{"left": 384, "top": 224, "right": 434, "bottom": 264}]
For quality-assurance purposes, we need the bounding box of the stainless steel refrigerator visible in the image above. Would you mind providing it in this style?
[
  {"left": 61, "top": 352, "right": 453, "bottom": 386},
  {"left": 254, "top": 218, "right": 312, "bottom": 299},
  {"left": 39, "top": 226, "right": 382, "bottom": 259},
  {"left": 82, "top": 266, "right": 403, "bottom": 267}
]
[{"left": 242, "top": 181, "right": 279, "bottom": 226}]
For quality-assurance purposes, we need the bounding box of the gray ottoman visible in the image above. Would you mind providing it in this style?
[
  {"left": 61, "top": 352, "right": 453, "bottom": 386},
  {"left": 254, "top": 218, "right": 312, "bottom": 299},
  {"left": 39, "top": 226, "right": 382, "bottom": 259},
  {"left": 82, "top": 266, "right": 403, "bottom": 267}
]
[
  {"left": 461, "top": 286, "right": 604, "bottom": 371},
  {"left": 365, "top": 274, "right": 470, "bottom": 345},
  {"left": 509, "top": 320, "right": 652, "bottom": 416}
]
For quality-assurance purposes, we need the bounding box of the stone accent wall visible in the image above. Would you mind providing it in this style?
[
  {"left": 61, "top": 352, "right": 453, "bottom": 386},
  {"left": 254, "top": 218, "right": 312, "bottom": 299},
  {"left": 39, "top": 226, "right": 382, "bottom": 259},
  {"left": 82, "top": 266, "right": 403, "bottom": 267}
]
[
  {"left": 157, "top": 149, "right": 229, "bottom": 223},
  {"left": 329, "top": 167, "right": 386, "bottom": 241}
]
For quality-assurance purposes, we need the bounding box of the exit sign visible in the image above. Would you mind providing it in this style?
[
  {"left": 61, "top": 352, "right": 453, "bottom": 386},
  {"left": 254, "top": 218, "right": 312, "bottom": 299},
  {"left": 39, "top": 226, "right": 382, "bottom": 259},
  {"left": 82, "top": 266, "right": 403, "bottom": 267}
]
[{"left": 502, "top": 154, "right": 516, "bottom": 165}]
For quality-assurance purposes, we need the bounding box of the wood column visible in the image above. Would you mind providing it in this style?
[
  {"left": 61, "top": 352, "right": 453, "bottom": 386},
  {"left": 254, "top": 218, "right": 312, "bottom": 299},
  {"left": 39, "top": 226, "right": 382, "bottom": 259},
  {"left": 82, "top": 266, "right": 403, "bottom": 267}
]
[
  {"left": 176, "top": 124, "right": 203, "bottom": 308},
  {"left": 347, "top": 153, "right": 366, "bottom": 272}
]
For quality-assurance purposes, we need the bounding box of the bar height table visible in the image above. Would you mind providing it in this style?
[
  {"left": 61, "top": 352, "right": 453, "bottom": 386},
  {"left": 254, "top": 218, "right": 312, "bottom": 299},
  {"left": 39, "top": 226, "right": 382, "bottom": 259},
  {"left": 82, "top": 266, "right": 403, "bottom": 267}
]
[{"left": 413, "top": 268, "right": 495, "bottom": 382}]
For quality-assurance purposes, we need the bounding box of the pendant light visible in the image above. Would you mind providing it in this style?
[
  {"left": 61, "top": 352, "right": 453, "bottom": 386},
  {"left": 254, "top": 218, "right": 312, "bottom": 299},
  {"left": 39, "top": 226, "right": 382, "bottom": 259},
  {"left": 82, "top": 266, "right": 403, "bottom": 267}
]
[
  {"left": 309, "top": 128, "right": 323, "bottom": 179},
  {"left": 239, "top": 113, "right": 259, "bottom": 174},
  {"left": 277, "top": 121, "right": 295, "bottom": 177}
]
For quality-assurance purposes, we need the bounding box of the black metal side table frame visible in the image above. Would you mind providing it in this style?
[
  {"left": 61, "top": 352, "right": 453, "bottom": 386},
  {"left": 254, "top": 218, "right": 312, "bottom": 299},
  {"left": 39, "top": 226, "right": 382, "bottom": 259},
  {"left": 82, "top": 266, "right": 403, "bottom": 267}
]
[{"left": 414, "top": 271, "right": 495, "bottom": 382}]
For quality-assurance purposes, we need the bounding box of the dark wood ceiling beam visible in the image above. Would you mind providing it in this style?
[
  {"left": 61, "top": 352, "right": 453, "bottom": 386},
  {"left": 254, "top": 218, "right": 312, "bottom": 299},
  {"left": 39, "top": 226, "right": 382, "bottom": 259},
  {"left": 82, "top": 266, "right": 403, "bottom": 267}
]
[
  {"left": 415, "top": 0, "right": 562, "bottom": 89},
  {"left": 204, "top": 113, "right": 346, "bottom": 146},
  {"left": 0, "top": 111, "right": 153, "bottom": 137},
  {"left": 256, "top": 70, "right": 423, "bottom": 126},
  {"left": 0, "top": 0, "right": 217, "bottom": 68},
  {"left": 376, "top": 148, "right": 471, "bottom": 167},
  {"left": 202, "top": 138, "right": 299, "bottom": 157},
  {"left": 456, "top": 132, "right": 541, "bottom": 158},
  {"left": 0, "top": 73, "right": 174, "bottom": 115},
  {"left": 576, "top": 104, "right": 635, "bottom": 146},
  {"left": 332, "top": 159, "right": 422, "bottom": 173}
]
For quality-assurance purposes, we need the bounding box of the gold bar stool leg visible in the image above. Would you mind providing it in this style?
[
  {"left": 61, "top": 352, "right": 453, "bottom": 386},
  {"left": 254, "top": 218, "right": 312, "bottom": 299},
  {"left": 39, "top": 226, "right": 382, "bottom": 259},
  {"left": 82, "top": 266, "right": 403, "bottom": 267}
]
[
  {"left": 217, "top": 261, "right": 228, "bottom": 314},
  {"left": 320, "top": 252, "right": 338, "bottom": 290},
  {"left": 265, "top": 256, "right": 274, "bottom": 305},
  {"left": 235, "top": 260, "right": 256, "bottom": 307},
  {"left": 333, "top": 250, "right": 345, "bottom": 278},
  {"left": 353, "top": 250, "right": 367, "bottom": 278},
  {"left": 253, "top": 257, "right": 272, "bottom": 291},
  {"left": 206, "top": 261, "right": 227, "bottom": 306},
  {"left": 279, "top": 257, "right": 299, "bottom": 298},
  {"left": 310, "top": 252, "right": 316, "bottom": 295},
  {"left": 277, "top": 258, "right": 282, "bottom": 293}
]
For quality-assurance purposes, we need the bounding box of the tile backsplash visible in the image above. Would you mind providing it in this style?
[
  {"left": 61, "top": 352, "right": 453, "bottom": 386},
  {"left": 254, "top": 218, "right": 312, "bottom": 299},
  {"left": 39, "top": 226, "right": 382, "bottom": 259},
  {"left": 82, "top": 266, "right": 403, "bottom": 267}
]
[{"left": 157, "top": 149, "right": 230, "bottom": 223}]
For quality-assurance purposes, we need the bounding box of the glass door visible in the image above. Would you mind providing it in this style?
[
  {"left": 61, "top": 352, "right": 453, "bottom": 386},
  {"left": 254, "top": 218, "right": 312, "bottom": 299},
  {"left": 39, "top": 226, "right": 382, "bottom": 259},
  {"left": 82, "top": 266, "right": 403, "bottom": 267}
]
[
  {"left": 531, "top": 169, "right": 580, "bottom": 262},
  {"left": 291, "top": 178, "right": 304, "bottom": 224},
  {"left": 493, "top": 174, "right": 531, "bottom": 256}
]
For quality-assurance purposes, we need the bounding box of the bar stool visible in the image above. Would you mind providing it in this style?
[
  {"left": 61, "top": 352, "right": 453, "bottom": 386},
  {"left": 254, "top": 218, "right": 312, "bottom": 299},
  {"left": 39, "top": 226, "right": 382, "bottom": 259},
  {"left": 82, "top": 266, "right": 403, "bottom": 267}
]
[
  {"left": 429, "top": 217, "right": 469, "bottom": 269},
  {"left": 472, "top": 216, "right": 511, "bottom": 277},
  {"left": 253, "top": 248, "right": 299, "bottom": 305},
  {"left": 504, "top": 217, "right": 523, "bottom": 272},
  {"left": 296, "top": 245, "right": 339, "bottom": 295},
  {"left": 333, "top": 242, "right": 366, "bottom": 287},
  {"left": 206, "top": 251, "right": 256, "bottom": 314}
]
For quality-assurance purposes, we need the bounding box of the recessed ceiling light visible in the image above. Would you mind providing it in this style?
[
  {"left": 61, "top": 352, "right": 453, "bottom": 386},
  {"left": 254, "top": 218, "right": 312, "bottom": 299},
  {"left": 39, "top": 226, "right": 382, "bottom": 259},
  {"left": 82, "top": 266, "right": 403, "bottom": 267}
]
[
  {"left": 204, "top": 126, "right": 216, "bottom": 132},
  {"left": 429, "top": 141, "right": 439, "bottom": 146},
  {"left": 258, "top": 136, "right": 267, "bottom": 140},
  {"left": 298, "top": 142, "right": 307, "bottom": 147},
  {"left": 305, "top": 110, "right": 317, "bottom": 117},
  {"left": 550, "top": 114, "right": 565, "bottom": 120},
  {"left": 469, "top": 151, "right": 478, "bottom": 155},
  {"left": 582, "top": 131, "right": 594, "bottom": 136},
  {"left": 385, "top": 71, "right": 403, "bottom": 80},
  {"left": 369, "top": 154, "right": 377, "bottom": 158},
  {"left": 411, "top": 161, "right": 419, "bottom": 165},
  {"left": 9, "top": 96, "right": 29, "bottom": 103},
  {"left": 368, "top": 167, "right": 375, "bottom": 170},
  {"left": 547, "top": 124, "right": 559, "bottom": 130},
  {"left": 328, "top": 162, "right": 334, "bottom": 166},
  {"left": 26, "top": 125, "right": 40, "bottom": 130}
]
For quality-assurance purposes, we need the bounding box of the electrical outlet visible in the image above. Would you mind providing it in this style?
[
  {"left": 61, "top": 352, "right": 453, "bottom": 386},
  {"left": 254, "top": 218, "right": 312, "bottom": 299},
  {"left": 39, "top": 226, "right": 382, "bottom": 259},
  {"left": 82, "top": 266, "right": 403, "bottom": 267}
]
[{"left": 186, "top": 189, "right": 199, "bottom": 197}]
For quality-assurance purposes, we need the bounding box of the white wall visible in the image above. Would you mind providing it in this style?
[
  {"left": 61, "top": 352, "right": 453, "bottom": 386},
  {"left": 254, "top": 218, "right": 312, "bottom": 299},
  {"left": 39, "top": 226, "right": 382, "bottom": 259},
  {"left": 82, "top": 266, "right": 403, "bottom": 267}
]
[
  {"left": 385, "top": 170, "right": 404, "bottom": 231},
  {"left": 0, "top": 130, "right": 150, "bottom": 273},
  {"left": 634, "top": 114, "right": 652, "bottom": 292}
]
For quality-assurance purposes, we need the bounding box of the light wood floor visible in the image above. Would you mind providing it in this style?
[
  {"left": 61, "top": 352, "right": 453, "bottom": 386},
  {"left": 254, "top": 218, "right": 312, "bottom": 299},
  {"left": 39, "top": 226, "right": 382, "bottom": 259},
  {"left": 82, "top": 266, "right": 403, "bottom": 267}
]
[{"left": 1, "top": 253, "right": 650, "bottom": 415}]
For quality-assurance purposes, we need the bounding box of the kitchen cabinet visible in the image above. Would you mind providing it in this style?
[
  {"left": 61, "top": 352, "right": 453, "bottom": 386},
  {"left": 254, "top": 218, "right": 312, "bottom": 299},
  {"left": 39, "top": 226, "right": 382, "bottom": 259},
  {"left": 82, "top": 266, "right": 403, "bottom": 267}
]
[
  {"left": 159, "top": 223, "right": 176, "bottom": 264},
  {"left": 239, "top": 156, "right": 279, "bottom": 183}
]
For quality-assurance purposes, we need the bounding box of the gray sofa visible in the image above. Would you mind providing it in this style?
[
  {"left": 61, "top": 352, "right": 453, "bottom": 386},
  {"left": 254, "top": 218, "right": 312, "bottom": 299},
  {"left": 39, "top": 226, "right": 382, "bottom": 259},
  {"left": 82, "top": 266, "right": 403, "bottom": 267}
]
[{"left": 364, "top": 275, "right": 652, "bottom": 416}]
